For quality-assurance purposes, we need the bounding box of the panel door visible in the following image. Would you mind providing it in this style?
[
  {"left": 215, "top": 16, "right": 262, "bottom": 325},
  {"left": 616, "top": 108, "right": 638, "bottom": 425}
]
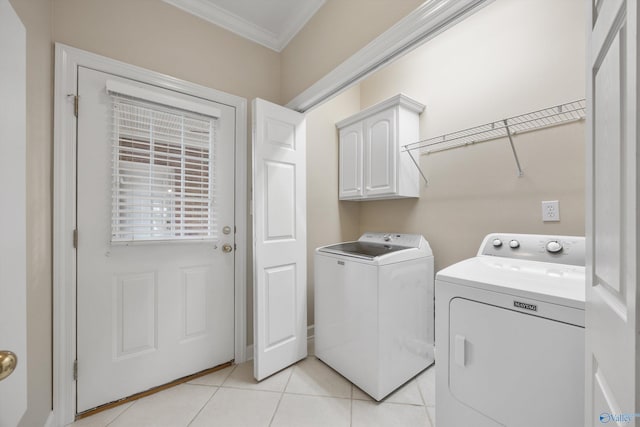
[
  {"left": 364, "top": 108, "right": 397, "bottom": 197},
  {"left": 252, "top": 98, "right": 307, "bottom": 381},
  {"left": 0, "top": 1, "right": 27, "bottom": 425},
  {"left": 76, "top": 67, "right": 235, "bottom": 412},
  {"left": 585, "top": 0, "right": 638, "bottom": 425},
  {"left": 338, "top": 122, "right": 363, "bottom": 199}
]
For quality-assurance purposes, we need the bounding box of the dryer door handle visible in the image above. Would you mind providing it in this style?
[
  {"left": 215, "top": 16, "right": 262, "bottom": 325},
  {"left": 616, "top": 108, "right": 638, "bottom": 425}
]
[{"left": 454, "top": 335, "right": 466, "bottom": 367}]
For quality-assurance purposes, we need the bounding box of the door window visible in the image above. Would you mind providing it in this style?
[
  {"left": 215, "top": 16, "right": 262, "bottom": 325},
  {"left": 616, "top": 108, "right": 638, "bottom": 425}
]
[{"left": 110, "top": 94, "right": 218, "bottom": 242}]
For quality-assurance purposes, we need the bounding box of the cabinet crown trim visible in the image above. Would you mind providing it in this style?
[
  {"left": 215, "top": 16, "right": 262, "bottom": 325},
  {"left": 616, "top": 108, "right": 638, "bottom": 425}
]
[{"left": 336, "top": 93, "right": 425, "bottom": 129}]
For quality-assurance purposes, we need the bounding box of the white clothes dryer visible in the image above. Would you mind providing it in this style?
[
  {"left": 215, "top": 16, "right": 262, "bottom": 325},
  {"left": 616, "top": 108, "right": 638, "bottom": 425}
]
[
  {"left": 436, "top": 233, "right": 586, "bottom": 427},
  {"left": 315, "top": 232, "right": 434, "bottom": 400}
]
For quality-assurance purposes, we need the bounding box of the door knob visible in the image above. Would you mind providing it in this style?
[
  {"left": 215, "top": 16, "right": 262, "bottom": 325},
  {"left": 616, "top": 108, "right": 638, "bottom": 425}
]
[
  {"left": 0, "top": 351, "right": 17, "bottom": 382},
  {"left": 222, "top": 243, "right": 233, "bottom": 253}
]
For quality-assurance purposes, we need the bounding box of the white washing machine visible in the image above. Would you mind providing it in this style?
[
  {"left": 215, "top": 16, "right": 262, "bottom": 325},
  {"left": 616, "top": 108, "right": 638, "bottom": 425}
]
[
  {"left": 435, "top": 233, "right": 586, "bottom": 427},
  {"left": 315, "top": 232, "right": 434, "bottom": 401}
]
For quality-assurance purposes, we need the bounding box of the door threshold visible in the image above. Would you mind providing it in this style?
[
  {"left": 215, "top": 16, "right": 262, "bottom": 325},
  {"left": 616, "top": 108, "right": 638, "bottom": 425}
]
[{"left": 75, "top": 360, "right": 234, "bottom": 421}]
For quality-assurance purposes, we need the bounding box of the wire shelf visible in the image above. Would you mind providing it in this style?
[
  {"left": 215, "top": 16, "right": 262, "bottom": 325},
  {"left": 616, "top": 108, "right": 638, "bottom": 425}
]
[
  {"left": 402, "top": 99, "right": 586, "bottom": 184},
  {"left": 404, "top": 99, "right": 586, "bottom": 154}
]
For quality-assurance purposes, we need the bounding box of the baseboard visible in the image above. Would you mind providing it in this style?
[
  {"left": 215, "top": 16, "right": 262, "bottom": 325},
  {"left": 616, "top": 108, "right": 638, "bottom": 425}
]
[
  {"left": 245, "top": 324, "right": 314, "bottom": 361},
  {"left": 43, "top": 411, "right": 55, "bottom": 427}
]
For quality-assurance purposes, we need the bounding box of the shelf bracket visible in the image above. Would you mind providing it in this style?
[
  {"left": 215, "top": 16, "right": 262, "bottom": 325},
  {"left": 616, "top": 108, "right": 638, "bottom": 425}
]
[
  {"left": 406, "top": 149, "right": 429, "bottom": 185},
  {"left": 503, "top": 120, "right": 524, "bottom": 177}
]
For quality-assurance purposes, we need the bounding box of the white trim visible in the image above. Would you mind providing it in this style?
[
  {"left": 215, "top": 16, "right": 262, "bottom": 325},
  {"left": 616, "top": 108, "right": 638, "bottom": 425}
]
[
  {"left": 277, "top": 0, "right": 326, "bottom": 52},
  {"left": 335, "top": 93, "right": 425, "bottom": 129},
  {"left": 53, "top": 43, "right": 247, "bottom": 426},
  {"left": 246, "top": 344, "right": 254, "bottom": 361},
  {"left": 43, "top": 411, "right": 55, "bottom": 427},
  {"left": 285, "top": 0, "right": 494, "bottom": 112},
  {"left": 162, "top": 0, "right": 325, "bottom": 52},
  {"left": 106, "top": 79, "right": 222, "bottom": 118}
]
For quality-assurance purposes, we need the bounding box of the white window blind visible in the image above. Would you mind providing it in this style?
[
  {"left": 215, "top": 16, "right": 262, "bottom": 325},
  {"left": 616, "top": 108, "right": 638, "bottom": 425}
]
[{"left": 110, "top": 92, "right": 218, "bottom": 243}]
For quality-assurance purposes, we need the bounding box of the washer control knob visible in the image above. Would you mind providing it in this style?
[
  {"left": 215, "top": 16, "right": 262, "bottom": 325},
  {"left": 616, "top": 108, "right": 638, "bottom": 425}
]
[
  {"left": 492, "top": 239, "right": 503, "bottom": 247},
  {"left": 509, "top": 240, "right": 520, "bottom": 249},
  {"left": 546, "top": 240, "right": 563, "bottom": 253}
]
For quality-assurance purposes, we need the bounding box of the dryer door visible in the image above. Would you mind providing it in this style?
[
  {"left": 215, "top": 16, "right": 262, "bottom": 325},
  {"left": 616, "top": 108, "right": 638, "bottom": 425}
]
[{"left": 449, "top": 297, "right": 584, "bottom": 427}]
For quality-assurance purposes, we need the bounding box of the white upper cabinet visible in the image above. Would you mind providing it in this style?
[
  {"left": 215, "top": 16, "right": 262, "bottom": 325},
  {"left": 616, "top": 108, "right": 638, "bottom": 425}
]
[{"left": 336, "top": 94, "right": 424, "bottom": 201}]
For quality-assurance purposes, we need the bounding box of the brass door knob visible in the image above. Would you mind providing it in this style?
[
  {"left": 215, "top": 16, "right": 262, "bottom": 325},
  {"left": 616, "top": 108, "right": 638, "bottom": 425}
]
[
  {"left": 0, "top": 351, "right": 17, "bottom": 382},
  {"left": 222, "top": 243, "right": 233, "bottom": 253}
]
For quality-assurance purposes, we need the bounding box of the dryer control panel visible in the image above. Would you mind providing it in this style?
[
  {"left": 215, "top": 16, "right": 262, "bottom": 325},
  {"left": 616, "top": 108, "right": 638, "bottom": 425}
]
[{"left": 479, "top": 233, "right": 585, "bottom": 266}]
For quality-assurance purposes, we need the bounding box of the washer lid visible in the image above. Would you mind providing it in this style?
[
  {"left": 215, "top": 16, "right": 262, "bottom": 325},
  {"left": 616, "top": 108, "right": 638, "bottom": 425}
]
[
  {"left": 436, "top": 256, "right": 585, "bottom": 309},
  {"left": 318, "top": 241, "right": 409, "bottom": 260}
]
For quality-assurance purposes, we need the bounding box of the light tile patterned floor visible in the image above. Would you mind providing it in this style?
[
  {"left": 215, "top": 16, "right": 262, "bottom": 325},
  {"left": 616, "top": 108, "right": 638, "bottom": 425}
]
[{"left": 68, "top": 342, "right": 436, "bottom": 427}]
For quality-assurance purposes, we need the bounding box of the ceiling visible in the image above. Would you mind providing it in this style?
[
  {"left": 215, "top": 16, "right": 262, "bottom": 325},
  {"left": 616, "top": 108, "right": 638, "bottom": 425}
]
[{"left": 163, "top": 0, "right": 326, "bottom": 52}]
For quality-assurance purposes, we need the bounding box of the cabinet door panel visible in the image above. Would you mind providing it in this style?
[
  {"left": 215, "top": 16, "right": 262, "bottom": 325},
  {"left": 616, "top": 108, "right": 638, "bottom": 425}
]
[
  {"left": 364, "top": 109, "right": 396, "bottom": 196},
  {"left": 339, "top": 123, "right": 363, "bottom": 199}
]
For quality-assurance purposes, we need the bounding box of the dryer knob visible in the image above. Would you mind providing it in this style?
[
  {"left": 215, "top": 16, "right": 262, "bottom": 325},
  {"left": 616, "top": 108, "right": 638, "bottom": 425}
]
[
  {"left": 546, "top": 240, "right": 563, "bottom": 253},
  {"left": 492, "top": 238, "right": 503, "bottom": 247},
  {"left": 509, "top": 240, "right": 520, "bottom": 249}
]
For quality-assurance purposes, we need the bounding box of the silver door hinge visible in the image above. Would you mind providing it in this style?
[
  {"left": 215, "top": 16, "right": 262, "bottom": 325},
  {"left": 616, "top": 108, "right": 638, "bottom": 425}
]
[
  {"left": 73, "top": 360, "right": 78, "bottom": 381},
  {"left": 73, "top": 95, "right": 79, "bottom": 117},
  {"left": 73, "top": 229, "right": 78, "bottom": 249}
]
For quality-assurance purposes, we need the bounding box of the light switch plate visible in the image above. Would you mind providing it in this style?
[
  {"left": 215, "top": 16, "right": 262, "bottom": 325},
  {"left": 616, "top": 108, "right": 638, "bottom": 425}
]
[{"left": 542, "top": 200, "right": 560, "bottom": 222}]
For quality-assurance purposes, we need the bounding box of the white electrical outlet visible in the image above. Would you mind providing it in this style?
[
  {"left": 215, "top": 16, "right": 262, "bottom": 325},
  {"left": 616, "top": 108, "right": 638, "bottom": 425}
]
[{"left": 541, "top": 200, "right": 560, "bottom": 222}]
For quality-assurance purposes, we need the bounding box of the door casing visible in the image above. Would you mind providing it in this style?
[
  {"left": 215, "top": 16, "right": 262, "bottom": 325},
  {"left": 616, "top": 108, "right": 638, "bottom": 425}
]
[{"left": 53, "top": 43, "right": 248, "bottom": 425}]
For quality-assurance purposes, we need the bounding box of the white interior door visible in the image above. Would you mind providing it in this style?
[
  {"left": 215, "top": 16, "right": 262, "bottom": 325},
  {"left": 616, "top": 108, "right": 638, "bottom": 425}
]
[
  {"left": 586, "top": 0, "right": 638, "bottom": 425},
  {"left": 76, "top": 67, "right": 236, "bottom": 412},
  {"left": 0, "top": 1, "right": 27, "bottom": 425},
  {"left": 252, "top": 98, "right": 307, "bottom": 381}
]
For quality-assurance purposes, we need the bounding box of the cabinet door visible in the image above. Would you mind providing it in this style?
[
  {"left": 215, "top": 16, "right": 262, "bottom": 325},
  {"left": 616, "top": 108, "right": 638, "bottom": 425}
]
[
  {"left": 364, "top": 108, "right": 396, "bottom": 197},
  {"left": 338, "top": 122, "right": 363, "bottom": 199}
]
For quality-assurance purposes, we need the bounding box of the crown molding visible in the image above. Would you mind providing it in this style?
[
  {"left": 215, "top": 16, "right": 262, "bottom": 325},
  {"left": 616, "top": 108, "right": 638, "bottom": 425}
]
[
  {"left": 163, "top": 0, "right": 325, "bottom": 52},
  {"left": 277, "top": 0, "right": 325, "bottom": 51},
  {"left": 286, "top": 0, "right": 494, "bottom": 112}
]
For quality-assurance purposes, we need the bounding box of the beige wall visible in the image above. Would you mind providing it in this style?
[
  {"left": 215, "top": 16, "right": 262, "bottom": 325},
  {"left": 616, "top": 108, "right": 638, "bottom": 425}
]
[
  {"left": 280, "top": 0, "right": 423, "bottom": 104},
  {"left": 354, "top": 0, "right": 586, "bottom": 271},
  {"left": 53, "top": 0, "right": 281, "bottom": 104},
  {"left": 305, "top": 85, "right": 362, "bottom": 327},
  {"left": 9, "top": 0, "right": 53, "bottom": 426}
]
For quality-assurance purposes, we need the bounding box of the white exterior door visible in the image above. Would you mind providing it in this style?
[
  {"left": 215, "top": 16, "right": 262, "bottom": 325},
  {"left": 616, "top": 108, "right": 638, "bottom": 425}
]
[
  {"left": 76, "top": 67, "right": 236, "bottom": 412},
  {"left": 586, "top": 0, "right": 638, "bottom": 425},
  {"left": 252, "top": 98, "right": 307, "bottom": 381},
  {"left": 0, "top": 1, "right": 27, "bottom": 425}
]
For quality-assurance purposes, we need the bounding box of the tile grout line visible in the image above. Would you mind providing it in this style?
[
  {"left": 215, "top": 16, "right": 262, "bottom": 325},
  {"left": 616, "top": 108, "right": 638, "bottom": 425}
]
[
  {"left": 350, "top": 384, "right": 354, "bottom": 427},
  {"left": 185, "top": 364, "right": 236, "bottom": 427},
  {"left": 185, "top": 385, "right": 221, "bottom": 427},
  {"left": 267, "top": 365, "right": 296, "bottom": 427},
  {"left": 104, "top": 399, "right": 136, "bottom": 427},
  {"left": 417, "top": 369, "right": 435, "bottom": 427}
]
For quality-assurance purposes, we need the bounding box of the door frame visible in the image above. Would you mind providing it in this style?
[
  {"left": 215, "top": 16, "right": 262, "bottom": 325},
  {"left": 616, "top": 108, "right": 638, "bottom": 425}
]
[{"left": 52, "top": 43, "right": 248, "bottom": 425}]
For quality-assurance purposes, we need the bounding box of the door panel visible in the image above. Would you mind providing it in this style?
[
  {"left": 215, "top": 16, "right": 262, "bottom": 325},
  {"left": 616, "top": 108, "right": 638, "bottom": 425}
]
[
  {"left": 586, "top": 0, "right": 638, "bottom": 425},
  {"left": 0, "top": 1, "right": 27, "bottom": 425},
  {"left": 364, "top": 109, "right": 396, "bottom": 196},
  {"left": 339, "top": 123, "right": 363, "bottom": 199},
  {"left": 252, "top": 98, "right": 307, "bottom": 381},
  {"left": 77, "top": 67, "right": 235, "bottom": 412}
]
